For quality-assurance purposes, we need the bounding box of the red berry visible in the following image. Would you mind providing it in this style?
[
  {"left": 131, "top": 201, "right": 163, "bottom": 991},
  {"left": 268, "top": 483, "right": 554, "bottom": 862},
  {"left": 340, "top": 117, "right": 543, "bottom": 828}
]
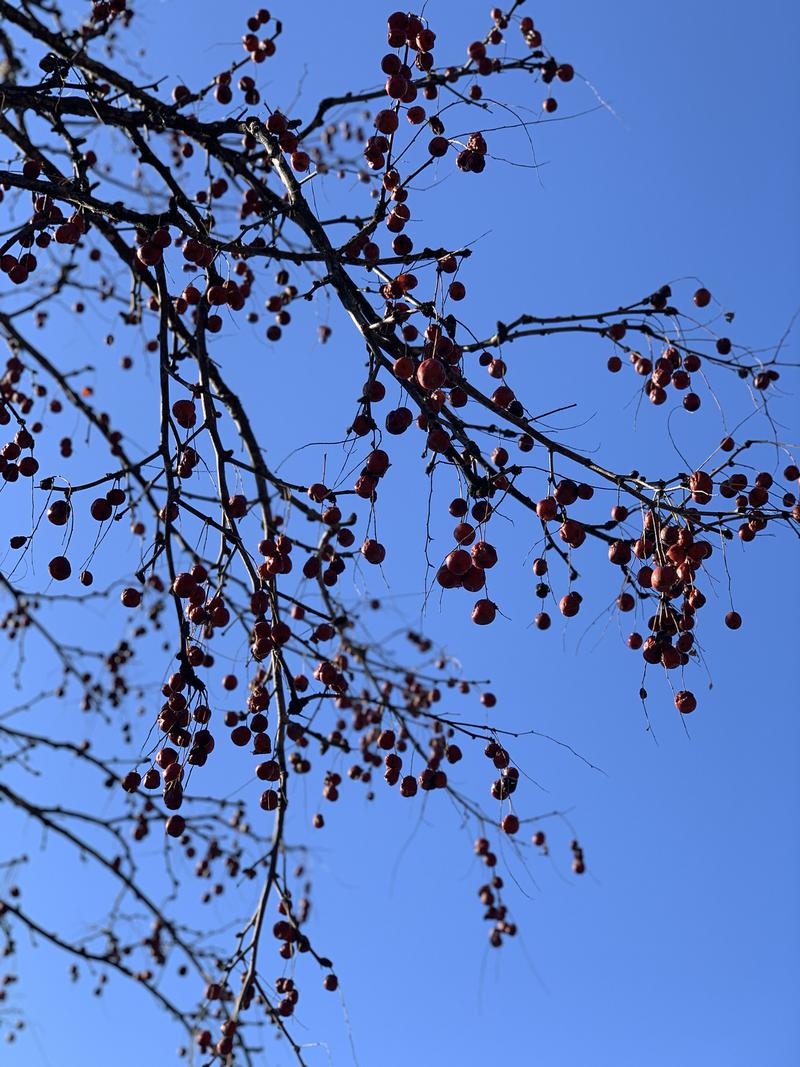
[
  {"left": 674, "top": 690, "right": 697, "bottom": 714},
  {"left": 471, "top": 599, "right": 496, "bottom": 625}
]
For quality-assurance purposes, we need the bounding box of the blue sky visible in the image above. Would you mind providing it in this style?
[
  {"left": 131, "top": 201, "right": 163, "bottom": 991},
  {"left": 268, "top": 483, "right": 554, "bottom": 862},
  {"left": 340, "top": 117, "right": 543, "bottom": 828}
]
[{"left": 1, "top": 1, "right": 798, "bottom": 1065}]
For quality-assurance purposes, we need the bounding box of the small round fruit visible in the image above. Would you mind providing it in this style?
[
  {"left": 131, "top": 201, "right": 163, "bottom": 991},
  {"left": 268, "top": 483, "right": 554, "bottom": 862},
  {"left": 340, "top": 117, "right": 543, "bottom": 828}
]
[
  {"left": 48, "top": 555, "right": 71, "bottom": 581},
  {"left": 121, "top": 587, "right": 142, "bottom": 608},
  {"left": 674, "top": 690, "right": 697, "bottom": 715},
  {"left": 693, "top": 287, "right": 711, "bottom": 308},
  {"left": 472, "top": 599, "right": 496, "bottom": 625}
]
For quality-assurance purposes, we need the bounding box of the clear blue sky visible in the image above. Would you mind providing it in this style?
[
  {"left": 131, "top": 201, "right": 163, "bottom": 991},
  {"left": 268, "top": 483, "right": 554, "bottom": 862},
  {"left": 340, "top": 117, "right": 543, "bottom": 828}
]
[{"left": 2, "top": 2, "right": 798, "bottom": 1065}]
